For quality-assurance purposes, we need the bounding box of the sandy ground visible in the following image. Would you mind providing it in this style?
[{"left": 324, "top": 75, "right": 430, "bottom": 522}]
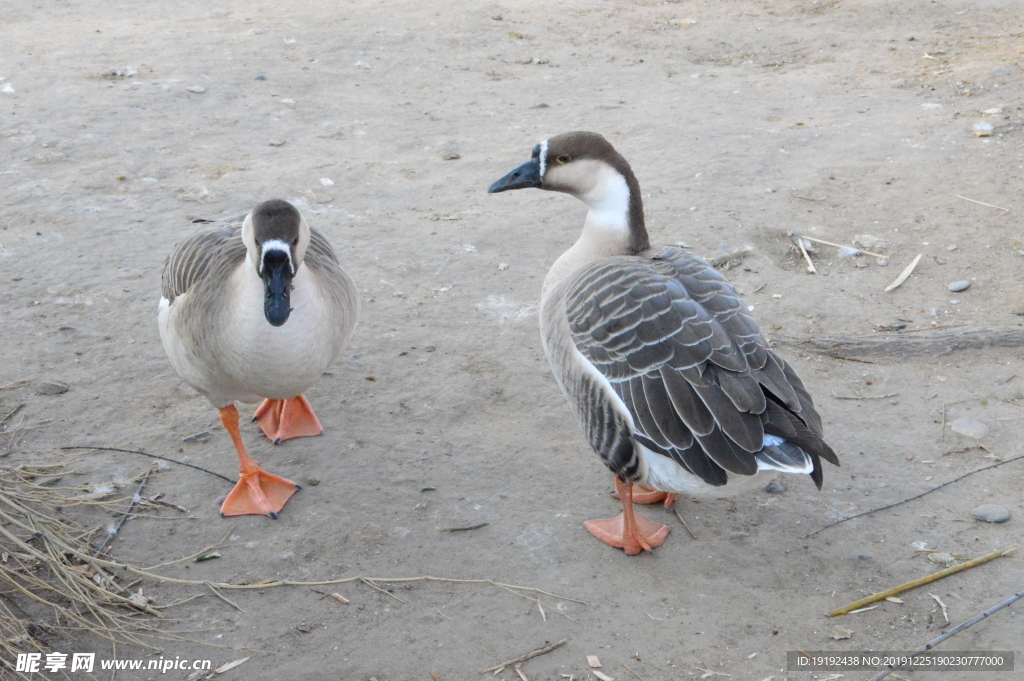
[{"left": 3, "top": 0, "right": 1024, "bottom": 679}]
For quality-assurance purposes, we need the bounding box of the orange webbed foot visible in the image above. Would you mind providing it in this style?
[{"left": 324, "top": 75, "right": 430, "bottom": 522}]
[
  {"left": 220, "top": 468, "right": 300, "bottom": 518},
  {"left": 588, "top": 479, "right": 671, "bottom": 555},
  {"left": 253, "top": 395, "right": 323, "bottom": 444},
  {"left": 584, "top": 513, "right": 670, "bottom": 555}
]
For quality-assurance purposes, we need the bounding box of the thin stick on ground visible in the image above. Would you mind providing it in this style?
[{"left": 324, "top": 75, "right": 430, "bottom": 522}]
[
  {"left": 205, "top": 582, "right": 244, "bottom": 612},
  {"left": 622, "top": 663, "right": 646, "bottom": 681},
  {"left": 827, "top": 545, "right": 1018, "bottom": 617},
  {"left": 867, "top": 586, "right": 1024, "bottom": 681},
  {"left": 61, "top": 446, "right": 235, "bottom": 483},
  {"left": 481, "top": 638, "right": 567, "bottom": 673},
  {"left": 93, "top": 464, "right": 157, "bottom": 556},
  {"left": 707, "top": 248, "right": 751, "bottom": 268},
  {"left": 799, "top": 236, "right": 886, "bottom": 259},
  {"left": 804, "top": 452, "right": 1024, "bottom": 537},
  {"left": 359, "top": 577, "right": 407, "bottom": 604},
  {"left": 791, "top": 235, "right": 817, "bottom": 273},
  {"left": 956, "top": 195, "right": 1009, "bottom": 212},
  {"left": 673, "top": 507, "right": 697, "bottom": 540}
]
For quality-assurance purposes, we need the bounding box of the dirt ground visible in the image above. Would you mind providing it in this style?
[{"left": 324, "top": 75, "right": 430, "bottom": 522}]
[{"left": 3, "top": 0, "right": 1023, "bottom": 679}]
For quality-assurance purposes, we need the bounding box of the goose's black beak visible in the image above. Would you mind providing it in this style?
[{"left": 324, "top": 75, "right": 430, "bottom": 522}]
[
  {"left": 488, "top": 157, "right": 542, "bottom": 193},
  {"left": 262, "top": 250, "right": 293, "bottom": 327}
]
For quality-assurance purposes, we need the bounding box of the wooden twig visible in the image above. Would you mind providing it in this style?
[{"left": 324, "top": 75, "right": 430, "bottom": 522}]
[
  {"left": 622, "top": 663, "right": 646, "bottom": 681},
  {"left": 437, "top": 522, "right": 489, "bottom": 532},
  {"left": 0, "top": 403, "right": 24, "bottom": 427},
  {"left": 482, "top": 639, "right": 567, "bottom": 673},
  {"left": 0, "top": 381, "right": 29, "bottom": 391},
  {"left": 800, "top": 236, "right": 886, "bottom": 259},
  {"left": 707, "top": 249, "right": 751, "bottom": 268},
  {"left": 359, "top": 577, "right": 406, "bottom": 604},
  {"left": 61, "top": 446, "right": 235, "bottom": 484},
  {"left": 884, "top": 253, "right": 922, "bottom": 292},
  {"left": 956, "top": 195, "right": 1009, "bottom": 212},
  {"left": 93, "top": 464, "right": 157, "bottom": 557},
  {"left": 791, "top": 235, "right": 817, "bottom": 273},
  {"left": 673, "top": 507, "right": 697, "bottom": 540},
  {"left": 867, "top": 586, "right": 1024, "bottom": 681},
  {"left": 805, "top": 452, "right": 1024, "bottom": 537},
  {"left": 774, "top": 326, "right": 1024, "bottom": 359},
  {"left": 827, "top": 546, "right": 1017, "bottom": 616},
  {"left": 206, "top": 582, "right": 244, "bottom": 612}
]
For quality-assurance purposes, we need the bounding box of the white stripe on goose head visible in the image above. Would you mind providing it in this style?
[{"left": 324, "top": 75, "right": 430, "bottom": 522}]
[
  {"left": 538, "top": 138, "right": 549, "bottom": 178},
  {"left": 261, "top": 239, "right": 294, "bottom": 274}
]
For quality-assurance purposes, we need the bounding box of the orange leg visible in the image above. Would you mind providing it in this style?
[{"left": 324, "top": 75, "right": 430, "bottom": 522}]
[
  {"left": 219, "top": 405, "right": 299, "bottom": 518},
  {"left": 253, "top": 395, "right": 323, "bottom": 444},
  {"left": 585, "top": 478, "right": 670, "bottom": 555},
  {"left": 612, "top": 482, "right": 678, "bottom": 508}
]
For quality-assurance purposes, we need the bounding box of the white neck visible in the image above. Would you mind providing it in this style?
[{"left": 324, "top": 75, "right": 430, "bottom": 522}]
[{"left": 542, "top": 163, "right": 634, "bottom": 299}]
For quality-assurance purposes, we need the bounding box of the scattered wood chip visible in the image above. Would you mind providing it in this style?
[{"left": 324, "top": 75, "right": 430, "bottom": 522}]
[
  {"left": 830, "top": 625, "right": 854, "bottom": 640},
  {"left": 214, "top": 657, "right": 249, "bottom": 674},
  {"left": 330, "top": 592, "right": 349, "bottom": 604},
  {"left": 587, "top": 655, "right": 602, "bottom": 668},
  {"left": 514, "top": 664, "right": 529, "bottom": 681},
  {"left": 885, "top": 596, "right": 904, "bottom": 603},
  {"left": 930, "top": 593, "right": 950, "bottom": 624},
  {"left": 538, "top": 601, "right": 546, "bottom": 621},
  {"left": 884, "top": 253, "right": 922, "bottom": 292},
  {"left": 593, "top": 671, "right": 615, "bottom": 681},
  {"left": 697, "top": 668, "right": 731, "bottom": 678}
]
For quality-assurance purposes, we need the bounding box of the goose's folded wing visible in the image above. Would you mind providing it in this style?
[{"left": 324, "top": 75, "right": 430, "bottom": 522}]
[
  {"left": 565, "top": 247, "right": 832, "bottom": 485},
  {"left": 161, "top": 224, "right": 245, "bottom": 304}
]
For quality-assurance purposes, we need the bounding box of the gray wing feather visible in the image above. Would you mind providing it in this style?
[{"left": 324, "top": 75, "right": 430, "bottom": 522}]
[
  {"left": 162, "top": 224, "right": 245, "bottom": 303},
  {"left": 566, "top": 246, "right": 834, "bottom": 486}
]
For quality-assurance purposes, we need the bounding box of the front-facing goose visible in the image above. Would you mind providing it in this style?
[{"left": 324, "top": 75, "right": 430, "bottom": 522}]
[
  {"left": 159, "top": 199, "right": 358, "bottom": 518},
  {"left": 489, "top": 132, "right": 838, "bottom": 554}
]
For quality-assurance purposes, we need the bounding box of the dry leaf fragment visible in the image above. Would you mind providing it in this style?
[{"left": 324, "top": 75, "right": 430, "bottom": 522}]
[
  {"left": 830, "top": 625, "right": 854, "bottom": 640},
  {"left": 930, "top": 593, "right": 950, "bottom": 623},
  {"left": 593, "top": 672, "right": 615, "bottom": 681},
  {"left": 587, "top": 655, "right": 602, "bottom": 668},
  {"left": 884, "top": 253, "right": 922, "bottom": 292},
  {"left": 214, "top": 657, "right": 249, "bottom": 674}
]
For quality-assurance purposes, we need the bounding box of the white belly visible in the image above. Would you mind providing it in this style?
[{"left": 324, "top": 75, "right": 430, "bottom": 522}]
[
  {"left": 637, "top": 442, "right": 777, "bottom": 496},
  {"left": 159, "top": 260, "right": 344, "bottom": 407}
]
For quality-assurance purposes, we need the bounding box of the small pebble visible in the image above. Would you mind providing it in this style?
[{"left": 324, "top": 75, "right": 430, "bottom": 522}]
[
  {"left": 971, "top": 504, "right": 1010, "bottom": 523},
  {"left": 442, "top": 153, "right": 461, "bottom": 161},
  {"left": 764, "top": 479, "right": 785, "bottom": 494},
  {"left": 268, "top": 139, "right": 285, "bottom": 146},
  {"left": 306, "top": 477, "right": 321, "bottom": 486},
  {"left": 35, "top": 381, "right": 69, "bottom": 395},
  {"left": 254, "top": 75, "right": 266, "bottom": 80},
  {"left": 875, "top": 258, "right": 888, "bottom": 267},
  {"left": 185, "top": 85, "right": 206, "bottom": 93},
  {"left": 950, "top": 417, "right": 988, "bottom": 439},
  {"left": 928, "top": 552, "right": 957, "bottom": 566},
  {"left": 948, "top": 280, "right": 970, "bottom": 292}
]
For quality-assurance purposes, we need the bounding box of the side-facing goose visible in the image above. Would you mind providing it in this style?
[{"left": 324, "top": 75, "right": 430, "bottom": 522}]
[
  {"left": 159, "top": 199, "right": 358, "bottom": 518},
  {"left": 488, "top": 132, "right": 838, "bottom": 554}
]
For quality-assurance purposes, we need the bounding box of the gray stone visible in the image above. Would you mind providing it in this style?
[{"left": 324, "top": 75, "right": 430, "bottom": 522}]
[
  {"left": 854, "top": 233, "right": 886, "bottom": 249},
  {"left": 35, "top": 381, "right": 68, "bottom": 395},
  {"left": 950, "top": 417, "right": 989, "bottom": 439},
  {"left": 764, "top": 478, "right": 785, "bottom": 494},
  {"left": 972, "top": 504, "right": 1010, "bottom": 523},
  {"left": 948, "top": 280, "right": 970, "bottom": 292}
]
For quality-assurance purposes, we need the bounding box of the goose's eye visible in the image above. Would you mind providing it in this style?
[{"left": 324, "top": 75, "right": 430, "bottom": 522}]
[{"left": 556, "top": 154, "right": 572, "bottom": 164}]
